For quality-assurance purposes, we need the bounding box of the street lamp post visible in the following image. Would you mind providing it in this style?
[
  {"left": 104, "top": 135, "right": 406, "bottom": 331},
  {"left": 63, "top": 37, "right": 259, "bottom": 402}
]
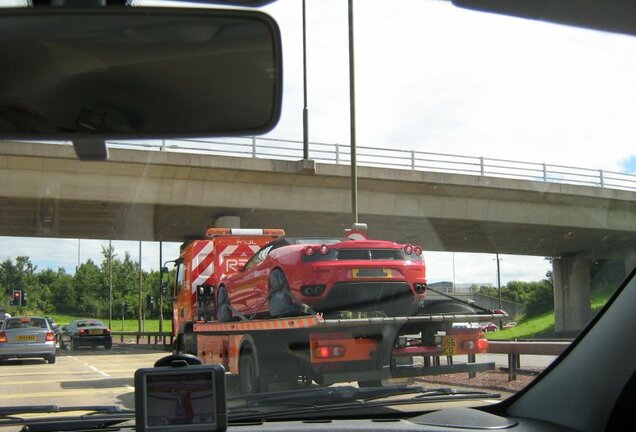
[
  {"left": 159, "top": 241, "right": 163, "bottom": 335},
  {"left": 302, "top": 0, "right": 309, "bottom": 160},
  {"left": 138, "top": 241, "right": 143, "bottom": 333},
  {"left": 348, "top": 0, "right": 358, "bottom": 224},
  {"left": 108, "top": 240, "right": 112, "bottom": 330},
  {"left": 496, "top": 253, "right": 503, "bottom": 329}
]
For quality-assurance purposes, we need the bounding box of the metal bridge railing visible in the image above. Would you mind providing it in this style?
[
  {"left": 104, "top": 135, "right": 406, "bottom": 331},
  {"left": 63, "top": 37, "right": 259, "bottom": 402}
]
[{"left": 70, "top": 137, "right": 636, "bottom": 192}]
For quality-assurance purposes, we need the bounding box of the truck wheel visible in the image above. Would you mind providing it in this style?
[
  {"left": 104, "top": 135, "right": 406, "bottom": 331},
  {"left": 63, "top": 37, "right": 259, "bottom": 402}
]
[
  {"left": 239, "top": 348, "right": 260, "bottom": 394},
  {"left": 268, "top": 269, "right": 299, "bottom": 318},
  {"left": 217, "top": 286, "right": 233, "bottom": 323},
  {"left": 174, "top": 334, "right": 185, "bottom": 354}
]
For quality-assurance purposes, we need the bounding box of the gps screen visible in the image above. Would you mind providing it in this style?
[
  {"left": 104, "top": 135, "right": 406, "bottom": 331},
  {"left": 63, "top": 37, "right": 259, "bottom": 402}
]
[{"left": 145, "top": 372, "right": 216, "bottom": 428}]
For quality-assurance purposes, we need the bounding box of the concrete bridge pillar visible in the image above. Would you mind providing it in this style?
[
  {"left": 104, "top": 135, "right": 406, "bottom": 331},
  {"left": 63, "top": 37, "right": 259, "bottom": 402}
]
[{"left": 552, "top": 255, "right": 592, "bottom": 333}]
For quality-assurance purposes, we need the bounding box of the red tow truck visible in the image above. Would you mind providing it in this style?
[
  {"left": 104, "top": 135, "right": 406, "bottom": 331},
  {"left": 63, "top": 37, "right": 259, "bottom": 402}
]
[{"left": 165, "top": 227, "right": 506, "bottom": 393}]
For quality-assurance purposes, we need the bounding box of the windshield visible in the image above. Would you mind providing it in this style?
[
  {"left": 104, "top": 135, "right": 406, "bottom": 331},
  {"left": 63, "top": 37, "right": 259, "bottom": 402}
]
[
  {"left": 0, "top": 0, "right": 635, "bottom": 424},
  {"left": 4, "top": 317, "right": 47, "bottom": 329},
  {"left": 76, "top": 320, "right": 105, "bottom": 328}
]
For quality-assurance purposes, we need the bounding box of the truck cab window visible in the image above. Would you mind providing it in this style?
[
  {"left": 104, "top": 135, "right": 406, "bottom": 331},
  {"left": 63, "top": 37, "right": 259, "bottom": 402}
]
[{"left": 175, "top": 262, "right": 185, "bottom": 296}]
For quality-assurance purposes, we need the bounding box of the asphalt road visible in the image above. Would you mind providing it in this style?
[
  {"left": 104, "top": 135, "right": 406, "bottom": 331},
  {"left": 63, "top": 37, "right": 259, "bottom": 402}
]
[
  {"left": 0, "top": 345, "right": 548, "bottom": 410},
  {"left": 0, "top": 345, "right": 168, "bottom": 410}
]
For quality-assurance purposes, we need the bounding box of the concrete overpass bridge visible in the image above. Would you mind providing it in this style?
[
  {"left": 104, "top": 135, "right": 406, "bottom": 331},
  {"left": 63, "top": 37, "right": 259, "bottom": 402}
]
[{"left": 1, "top": 141, "right": 635, "bottom": 332}]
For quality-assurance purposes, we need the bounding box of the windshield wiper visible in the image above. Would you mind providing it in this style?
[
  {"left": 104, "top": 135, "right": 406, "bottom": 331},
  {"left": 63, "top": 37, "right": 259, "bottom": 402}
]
[
  {"left": 0, "top": 405, "right": 132, "bottom": 417},
  {"left": 0, "top": 405, "right": 134, "bottom": 432},
  {"left": 228, "top": 384, "right": 422, "bottom": 408},
  {"left": 228, "top": 386, "right": 500, "bottom": 421}
]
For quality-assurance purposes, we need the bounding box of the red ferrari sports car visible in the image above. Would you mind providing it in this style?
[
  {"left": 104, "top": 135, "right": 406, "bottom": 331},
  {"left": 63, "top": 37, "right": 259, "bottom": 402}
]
[{"left": 216, "top": 236, "right": 427, "bottom": 321}]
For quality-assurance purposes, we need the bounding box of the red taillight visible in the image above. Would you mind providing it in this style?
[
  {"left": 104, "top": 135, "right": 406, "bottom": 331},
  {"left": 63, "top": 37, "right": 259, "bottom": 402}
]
[
  {"left": 403, "top": 244, "right": 413, "bottom": 255},
  {"left": 79, "top": 329, "right": 86, "bottom": 335},
  {"left": 414, "top": 246, "right": 423, "bottom": 256},
  {"left": 304, "top": 246, "right": 315, "bottom": 256},
  {"left": 103, "top": 329, "right": 111, "bottom": 335},
  {"left": 45, "top": 331, "right": 55, "bottom": 342},
  {"left": 461, "top": 339, "right": 489, "bottom": 352},
  {"left": 0, "top": 332, "right": 6, "bottom": 343},
  {"left": 314, "top": 345, "right": 346, "bottom": 359},
  {"left": 319, "top": 244, "right": 330, "bottom": 255}
]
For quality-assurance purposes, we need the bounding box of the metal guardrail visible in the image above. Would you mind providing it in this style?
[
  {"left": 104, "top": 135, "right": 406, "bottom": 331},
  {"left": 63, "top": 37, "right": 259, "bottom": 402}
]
[
  {"left": 487, "top": 340, "right": 571, "bottom": 381},
  {"left": 111, "top": 331, "right": 173, "bottom": 346},
  {"left": 98, "top": 136, "right": 636, "bottom": 192}
]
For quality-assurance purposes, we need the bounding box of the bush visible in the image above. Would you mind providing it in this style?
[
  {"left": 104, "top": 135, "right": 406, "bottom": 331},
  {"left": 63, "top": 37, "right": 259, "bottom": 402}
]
[{"left": 525, "top": 279, "right": 554, "bottom": 317}]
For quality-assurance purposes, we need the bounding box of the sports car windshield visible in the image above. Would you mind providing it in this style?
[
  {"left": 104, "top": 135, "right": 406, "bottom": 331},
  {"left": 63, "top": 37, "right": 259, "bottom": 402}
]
[{"left": 0, "top": 0, "right": 635, "bottom": 422}]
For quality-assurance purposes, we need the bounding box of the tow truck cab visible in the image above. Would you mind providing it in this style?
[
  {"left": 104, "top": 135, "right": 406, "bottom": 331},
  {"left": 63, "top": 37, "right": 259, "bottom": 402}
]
[{"left": 172, "top": 228, "right": 285, "bottom": 336}]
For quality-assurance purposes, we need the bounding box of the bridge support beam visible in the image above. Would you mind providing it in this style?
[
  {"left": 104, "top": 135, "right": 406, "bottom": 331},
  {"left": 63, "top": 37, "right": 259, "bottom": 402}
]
[{"left": 552, "top": 255, "right": 592, "bottom": 333}]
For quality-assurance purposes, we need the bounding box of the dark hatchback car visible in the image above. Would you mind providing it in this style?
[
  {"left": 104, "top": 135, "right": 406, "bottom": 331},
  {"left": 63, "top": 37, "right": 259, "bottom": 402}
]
[{"left": 59, "top": 319, "right": 112, "bottom": 350}]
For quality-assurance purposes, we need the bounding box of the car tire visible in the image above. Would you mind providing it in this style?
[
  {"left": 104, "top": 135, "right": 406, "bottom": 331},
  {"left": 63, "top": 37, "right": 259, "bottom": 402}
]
[
  {"left": 104, "top": 340, "right": 112, "bottom": 350},
  {"left": 59, "top": 338, "right": 67, "bottom": 350},
  {"left": 268, "top": 269, "right": 300, "bottom": 318},
  {"left": 217, "top": 286, "right": 233, "bottom": 323},
  {"left": 71, "top": 338, "right": 79, "bottom": 351},
  {"left": 45, "top": 354, "right": 56, "bottom": 364}
]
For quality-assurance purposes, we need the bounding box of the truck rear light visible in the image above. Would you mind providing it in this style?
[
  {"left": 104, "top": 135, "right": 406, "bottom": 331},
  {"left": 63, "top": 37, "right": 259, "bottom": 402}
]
[
  {"left": 477, "top": 338, "right": 488, "bottom": 351},
  {"left": 0, "top": 332, "right": 6, "bottom": 343},
  {"left": 413, "top": 283, "right": 427, "bottom": 294},
  {"left": 304, "top": 246, "right": 315, "bottom": 256},
  {"left": 414, "top": 246, "right": 423, "bottom": 256},
  {"left": 460, "top": 339, "right": 489, "bottom": 352},
  {"left": 314, "top": 345, "right": 346, "bottom": 359},
  {"left": 45, "top": 331, "right": 56, "bottom": 342},
  {"left": 403, "top": 244, "right": 413, "bottom": 255},
  {"left": 319, "top": 244, "right": 330, "bottom": 255},
  {"left": 301, "top": 285, "right": 326, "bottom": 297}
]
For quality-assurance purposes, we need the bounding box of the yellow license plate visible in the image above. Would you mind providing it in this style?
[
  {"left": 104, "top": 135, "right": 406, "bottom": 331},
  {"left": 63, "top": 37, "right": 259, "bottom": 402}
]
[
  {"left": 441, "top": 336, "right": 457, "bottom": 356},
  {"left": 16, "top": 335, "right": 37, "bottom": 342},
  {"left": 89, "top": 329, "right": 103, "bottom": 335},
  {"left": 352, "top": 268, "right": 392, "bottom": 278}
]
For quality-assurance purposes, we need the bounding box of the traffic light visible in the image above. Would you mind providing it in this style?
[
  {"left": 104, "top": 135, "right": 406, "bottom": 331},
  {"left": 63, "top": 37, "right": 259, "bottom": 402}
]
[
  {"left": 9, "top": 290, "right": 22, "bottom": 307},
  {"left": 146, "top": 294, "right": 154, "bottom": 310}
]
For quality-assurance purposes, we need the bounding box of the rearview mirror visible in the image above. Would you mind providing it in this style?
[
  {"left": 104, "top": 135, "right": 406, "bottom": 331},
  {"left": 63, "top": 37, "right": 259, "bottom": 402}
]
[{"left": 0, "top": 7, "right": 282, "bottom": 159}]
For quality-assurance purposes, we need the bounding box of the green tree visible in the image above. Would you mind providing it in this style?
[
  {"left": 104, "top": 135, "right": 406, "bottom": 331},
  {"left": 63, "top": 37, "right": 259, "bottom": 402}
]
[
  {"left": 50, "top": 268, "right": 75, "bottom": 313},
  {"left": 73, "top": 259, "right": 104, "bottom": 317}
]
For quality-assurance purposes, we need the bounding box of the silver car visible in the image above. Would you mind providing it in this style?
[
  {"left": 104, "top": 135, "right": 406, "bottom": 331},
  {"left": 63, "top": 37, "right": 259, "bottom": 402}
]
[{"left": 0, "top": 316, "right": 57, "bottom": 364}]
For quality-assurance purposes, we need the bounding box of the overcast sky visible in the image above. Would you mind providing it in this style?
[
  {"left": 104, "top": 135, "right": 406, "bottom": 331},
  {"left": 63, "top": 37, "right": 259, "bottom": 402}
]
[{"left": 1, "top": 0, "right": 635, "bottom": 284}]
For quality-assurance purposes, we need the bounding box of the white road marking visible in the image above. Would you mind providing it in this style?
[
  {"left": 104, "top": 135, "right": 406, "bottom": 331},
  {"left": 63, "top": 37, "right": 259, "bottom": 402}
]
[{"left": 84, "top": 363, "right": 110, "bottom": 377}]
